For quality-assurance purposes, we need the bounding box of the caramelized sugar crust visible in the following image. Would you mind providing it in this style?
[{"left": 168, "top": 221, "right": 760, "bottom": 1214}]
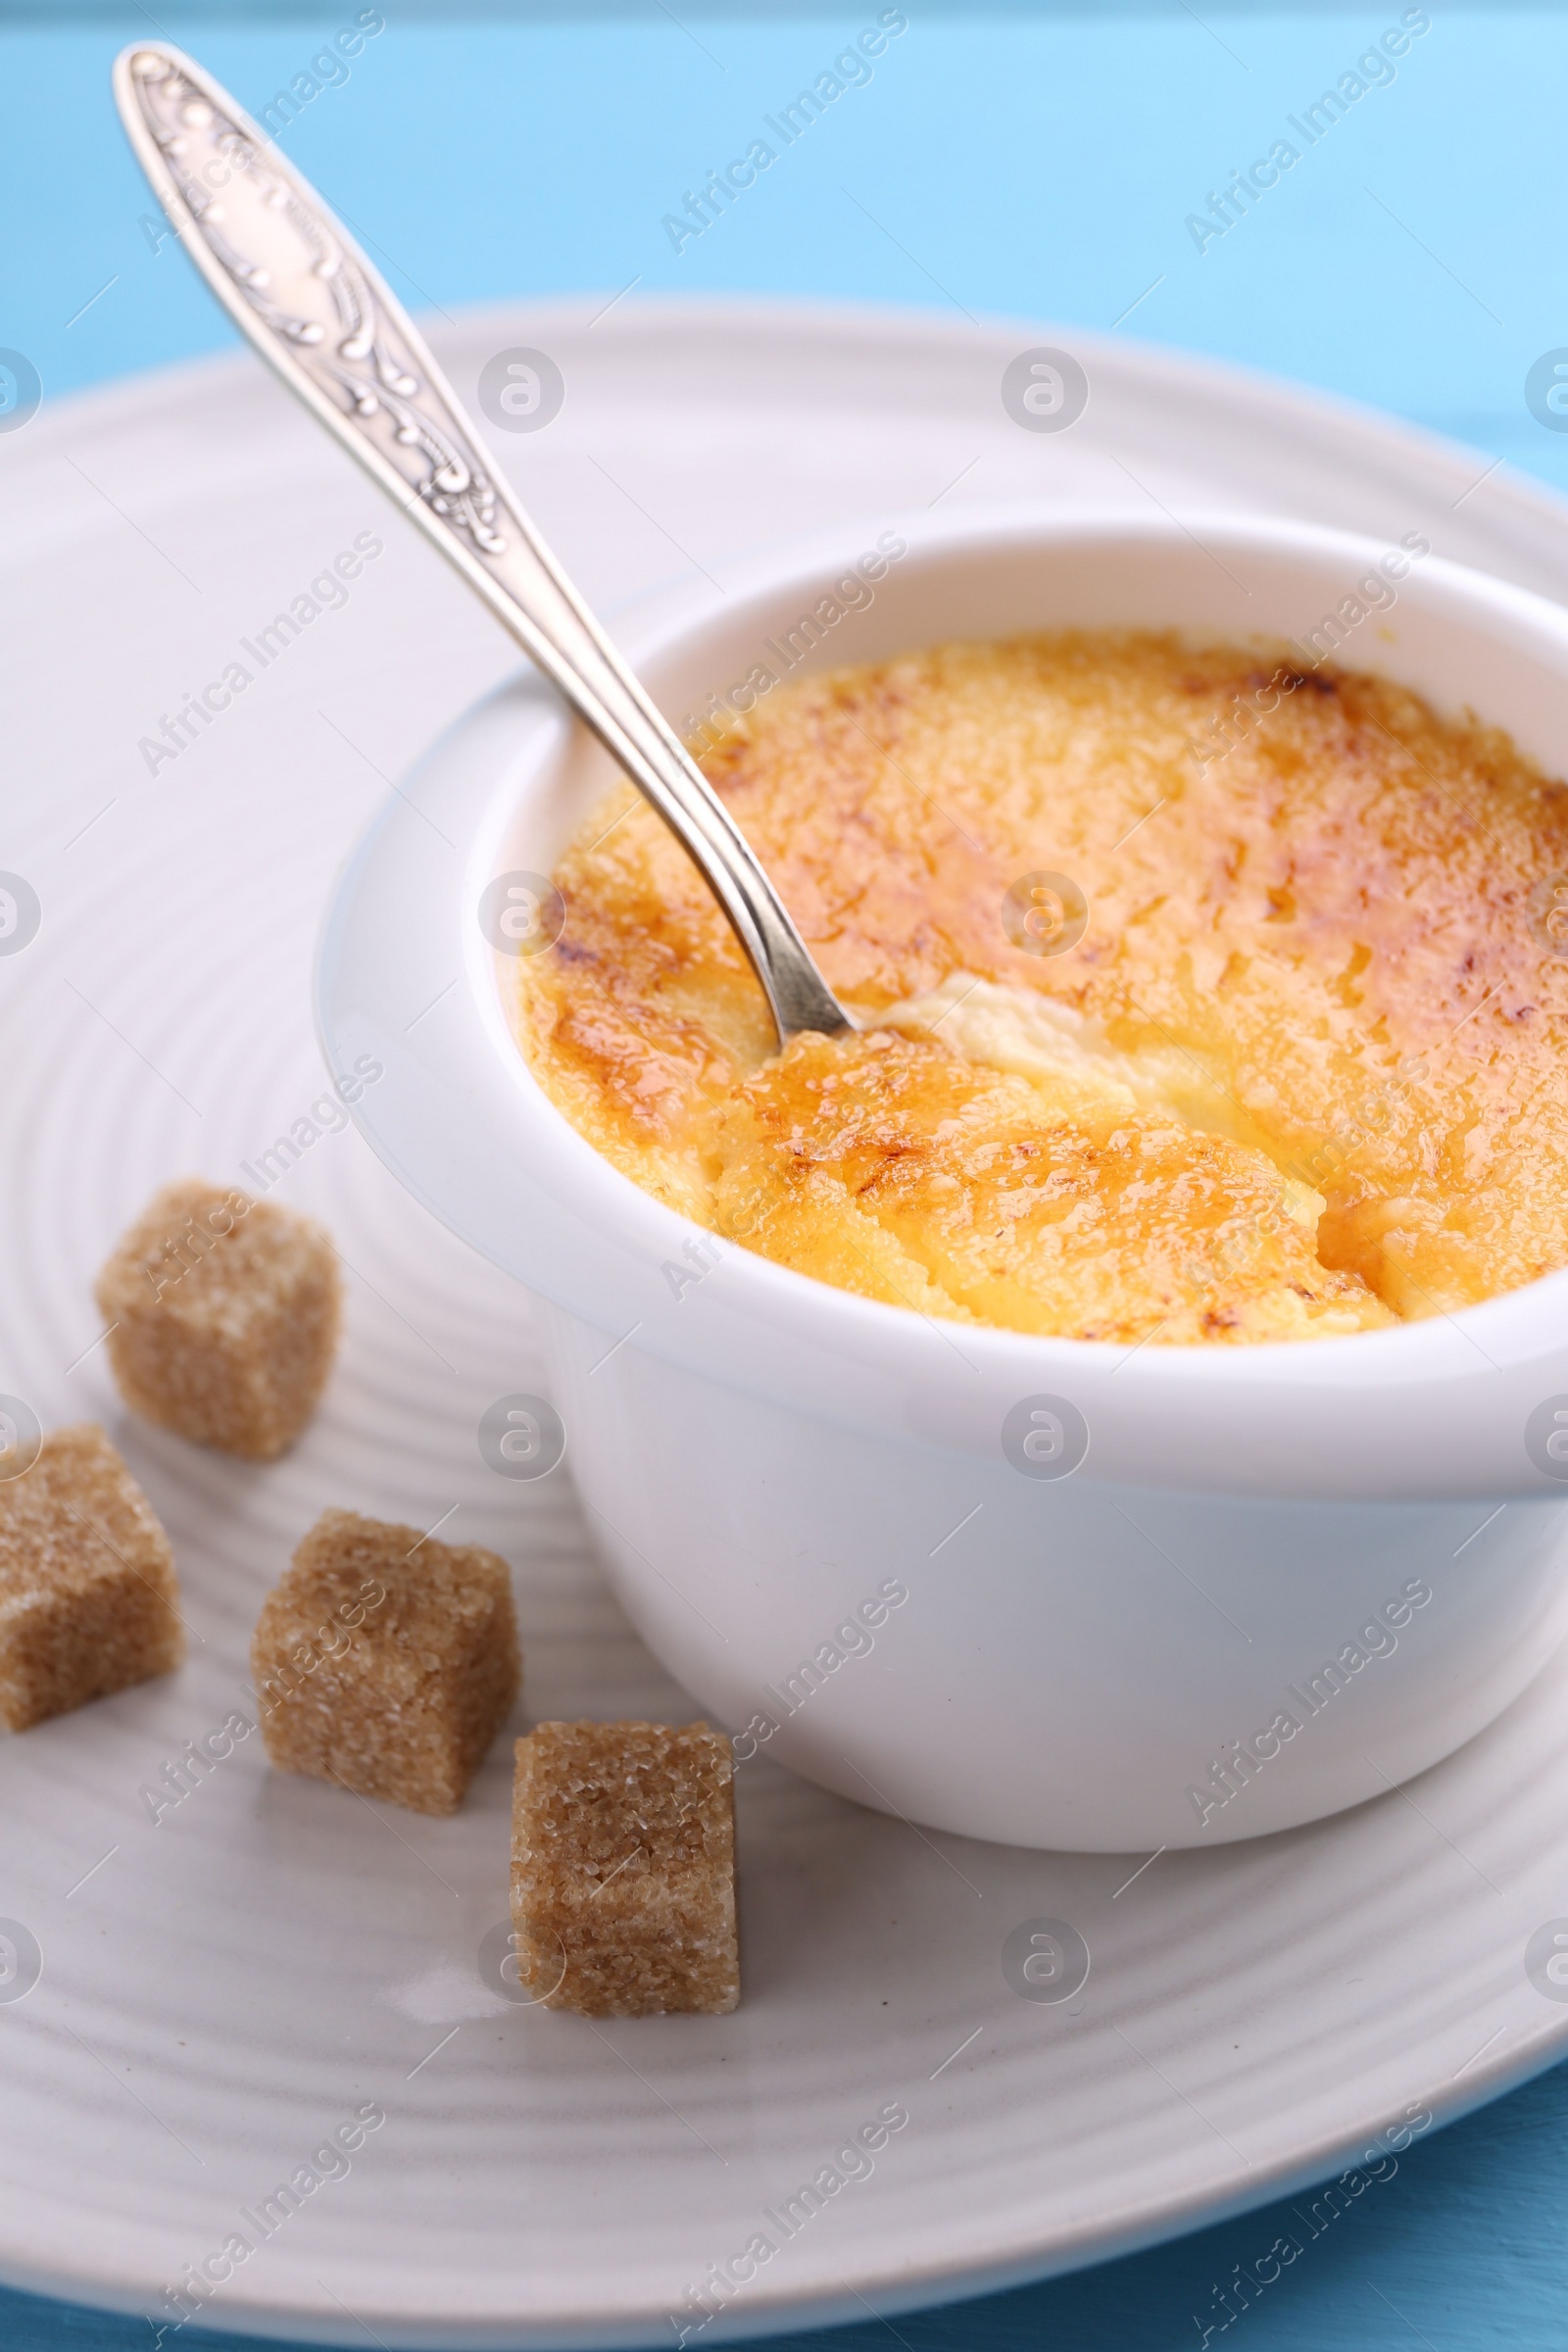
[{"left": 515, "top": 632, "right": 1568, "bottom": 1341}]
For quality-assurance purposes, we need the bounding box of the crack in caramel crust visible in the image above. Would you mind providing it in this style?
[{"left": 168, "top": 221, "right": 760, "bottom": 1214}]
[{"left": 516, "top": 631, "right": 1568, "bottom": 1342}]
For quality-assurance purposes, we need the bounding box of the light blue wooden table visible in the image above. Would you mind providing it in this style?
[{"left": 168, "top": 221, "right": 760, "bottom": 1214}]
[{"left": 5, "top": 6, "right": 1568, "bottom": 2344}]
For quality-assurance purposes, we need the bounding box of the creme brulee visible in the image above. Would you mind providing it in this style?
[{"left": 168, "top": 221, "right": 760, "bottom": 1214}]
[{"left": 513, "top": 632, "right": 1568, "bottom": 1345}]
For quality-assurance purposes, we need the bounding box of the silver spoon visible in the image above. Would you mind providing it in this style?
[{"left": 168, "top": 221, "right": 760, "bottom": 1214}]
[{"left": 113, "top": 41, "right": 851, "bottom": 1047}]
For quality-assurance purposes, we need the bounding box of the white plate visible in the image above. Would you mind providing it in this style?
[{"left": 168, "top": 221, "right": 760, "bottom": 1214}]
[{"left": 6, "top": 297, "right": 1568, "bottom": 2349}]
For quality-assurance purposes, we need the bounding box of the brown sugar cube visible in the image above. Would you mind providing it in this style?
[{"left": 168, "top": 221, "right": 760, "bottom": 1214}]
[
  {"left": 94, "top": 1179, "right": 340, "bottom": 1461},
  {"left": 0, "top": 1424, "right": 183, "bottom": 1730},
  {"left": 512, "top": 1720, "right": 739, "bottom": 2017},
  {"left": 252, "top": 1509, "right": 519, "bottom": 1815}
]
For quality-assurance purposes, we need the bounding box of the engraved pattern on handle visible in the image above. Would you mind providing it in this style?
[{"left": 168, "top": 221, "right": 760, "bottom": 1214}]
[
  {"left": 113, "top": 43, "right": 851, "bottom": 1045},
  {"left": 122, "top": 51, "right": 510, "bottom": 564}
]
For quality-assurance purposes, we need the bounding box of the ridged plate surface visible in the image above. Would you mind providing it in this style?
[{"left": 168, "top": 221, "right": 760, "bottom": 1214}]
[{"left": 5, "top": 299, "right": 1568, "bottom": 2347}]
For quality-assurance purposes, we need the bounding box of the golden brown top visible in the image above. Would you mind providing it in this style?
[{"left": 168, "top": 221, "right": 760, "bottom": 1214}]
[
  {"left": 0, "top": 1424, "right": 177, "bottom": 1610},
  {"left": 512, "top": 1719, "right": 734, "bottom": 1895},
  {"left": 95, "top": 1178, "right": 338, "bottom": 1343},
  {"left": 256, "top": 1509, "right": 515, "bottom": 1696},
  {"left": 515, "top": 631, "right": 1568, "bottom": 1343}
]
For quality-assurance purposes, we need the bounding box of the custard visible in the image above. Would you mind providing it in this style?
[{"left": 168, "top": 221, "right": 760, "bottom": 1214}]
[{"left": 514, "top": 632, "right": 1568, "bottom": 1344}]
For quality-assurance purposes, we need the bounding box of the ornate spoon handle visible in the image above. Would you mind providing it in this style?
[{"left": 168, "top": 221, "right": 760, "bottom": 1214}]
[{"left": 113, "top": 41, "right": 850, "bottom": 1045}]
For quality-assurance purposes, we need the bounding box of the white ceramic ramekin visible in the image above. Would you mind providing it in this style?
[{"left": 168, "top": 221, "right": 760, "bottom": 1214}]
[{"left": 318, "top": 506, "right": 1568, "bottom": 1851}]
